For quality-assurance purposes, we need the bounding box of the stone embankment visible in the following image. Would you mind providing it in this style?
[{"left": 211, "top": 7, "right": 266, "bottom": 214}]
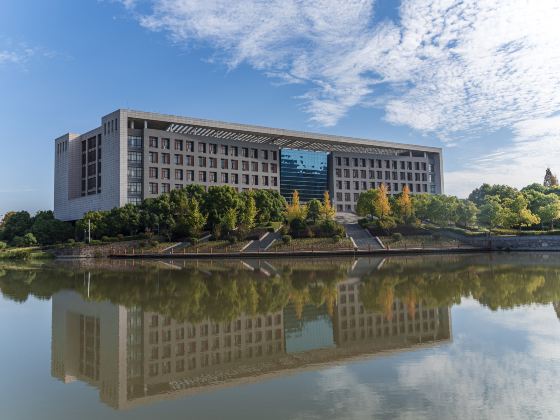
[{"left": 441, "top": 232, "right": 560, "bottom": 251}]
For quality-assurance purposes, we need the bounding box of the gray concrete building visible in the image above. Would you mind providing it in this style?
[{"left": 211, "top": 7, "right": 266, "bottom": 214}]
[{"left": 54, "top": 109, "right": 443, "bottom": 221}]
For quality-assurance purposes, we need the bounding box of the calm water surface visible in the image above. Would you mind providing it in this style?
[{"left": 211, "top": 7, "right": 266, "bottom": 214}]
[{"left": 1, "top": 254, "right": 560, "bottom": 419}]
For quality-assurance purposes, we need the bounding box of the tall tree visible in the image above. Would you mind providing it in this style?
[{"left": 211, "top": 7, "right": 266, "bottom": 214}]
[
  {"left": 394, "top": 185, "right": 413, "bottom": 222},
  {"left": 320, "top": 191, "right": 336, "bottom": 221},
  {"left": 356, "top": 189, "right": 379, "bottom": 219},
  {"left": 306, "top": 199, "right": 322, "bottom": 224},
  {"left": 456, "top": 200, "right": 478, "bottom": 228},
  {"left": 240, "top": 191, "right": 257, "bottom": 229},
  {"left": 544, "top": 168, "right": 559, "bottom": 188},
  {"left": 286, "top": 190, "right": 307, "bottom": 222},
  {"left": 536, "top": 197, "right": 560, "bottom": 229},
  {"left": 374, "top": 184, "right": 391, "bottom": 218}
]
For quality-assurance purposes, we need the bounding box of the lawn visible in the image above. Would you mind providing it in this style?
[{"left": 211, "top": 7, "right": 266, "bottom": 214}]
[
  {"left": 270, "top": 237, "right": 354, "bottom": 252},
  {"left": 379, "top": 235, "right": 464, "bottom": 249}
]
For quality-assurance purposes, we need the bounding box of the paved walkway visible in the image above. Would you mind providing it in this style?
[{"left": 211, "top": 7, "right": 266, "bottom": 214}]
[
  {"left": 243, "top": 231, "right": 282, "bottom": 252},
  {"left": 344, "top": 223, "right": 382, "bottom": 250}
]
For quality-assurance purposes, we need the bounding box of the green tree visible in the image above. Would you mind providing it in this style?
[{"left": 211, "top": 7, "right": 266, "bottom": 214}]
[
  {"left": 204, "top": 186, "right": 242, "bottom": 229},
  {"left": 468, "top": 184, "right": 519, "bottom": 206},
  {"left": 222, "top": 207, "right": 238, "bottom": 234},
  {"left": 478, "top": 196, "right": 506, "bottom": 230},
  {"left": 502, "top": 194, "right": 540, "bottom": 229},
  {"left": 536, "top": 198, "right": 560, "bottom": 229},
  {"left": 253, "top": 190, "right": 286, "bottom": 223},
  {"left": 306, "top": 199, "right": 322, "bottom": 224},
  {"left": 239, "top": 191, "right": 257, "bottom": 229},
  {"left": 31, "top": 211, "right": 74, "bottom": 245},
  {"left": 456, "top": 200, "right": 478, "bottom": 228},
  {"left": 544, "top": 168, "right": 559, "bottom": 188},
  {"left": 107, "top": 204, "right": 140, "bottom": 236},
  {"left": 356, "top": 189, "right": 379, "bottom": 219},
  {"left": 0, "top": 211, "right": 32, "bottom": 242},
  {"left": 77, "top": 210, "right": 109, "bottom": 240}
]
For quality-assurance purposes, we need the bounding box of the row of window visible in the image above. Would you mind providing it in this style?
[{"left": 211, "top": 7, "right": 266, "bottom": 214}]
[
  {"left": 147, "top": 152, "right": 278, "bottom": 172},
  {"left": 148, "top": 343, "right": 283, "bottom": 377},
  {"left": 335, "top": 156, "right": 431, "bottom": 171},
  {"left": 335, "top": 169, "right": 431, "bottom": 182},
  {"left": 148, "top": 136, "right": 278, "bottom": 160},
  {"left": 335, "top": 183, "right": 432, "bottom": 199},
  {"left": 147, "top": 172, "right": 278, "bottom": 193},
  {"left": 148, "top": 314, "right": 282, "bottom": 331},
  {"left": 148, "top": 328, "right": 282, "bottom": 348}
]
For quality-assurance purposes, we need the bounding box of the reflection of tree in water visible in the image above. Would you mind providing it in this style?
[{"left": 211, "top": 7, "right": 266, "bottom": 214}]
[
  {"left": 554, "top": 302, "right": 560, "bottom": 320},
  {"left": 0, "top": 261, "right": 348, "bottom": 322},
  {"left": 4, "top": 256, "right": 560, "bottom": 320}
]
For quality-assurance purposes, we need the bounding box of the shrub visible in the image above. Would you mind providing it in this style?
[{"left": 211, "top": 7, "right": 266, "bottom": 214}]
[
  {"left": 66, "top": 239, "right": 76, "bottom": 246},
  {"left": 90, "top": 239, "right": 102, "bottom": 245},
  {"left": 267, "top": 226, "right": 276, "bottom": 233},
  {"left": 358, "top": 218, "right": 369, "bottom": 228},
  {"left": 212, "top": 224, "right": 223, "bottom": 240},
  {"left": 0, "top": 241, "right": 6, "bottom": 250},
  {"left": 391, "top": 232, "right": 403, "bottom": 242},
  {"left": 333, "top": 234, "right": 341, "bottom": 243},
  {"left": 228, "top": 235, "right": 238, "bottom": 244},
  {"left": 188, "top": 237, "right": 199, "bottom": 245},
  {"left": 282, "top": 235, "right": 292, "bottom": 244},
  {"left": 101, "top": 236, "right": 110, "bottom": 242},
  {"left": 116, "top": 234, "right": 125, "bottom": 241},
  {"left": 11, "top": 236, "right": 25, "bottom": 247},
  {"left": 150, "top": 240, "right": 160, "bottom": 247}
]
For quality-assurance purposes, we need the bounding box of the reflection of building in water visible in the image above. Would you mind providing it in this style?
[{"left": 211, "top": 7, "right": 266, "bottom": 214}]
[
  {"left": 51, "top": 280, "right": 451, "bottom": 410},
  {"left": 334, "top": 279, "right": 451, "bottom": 348}
]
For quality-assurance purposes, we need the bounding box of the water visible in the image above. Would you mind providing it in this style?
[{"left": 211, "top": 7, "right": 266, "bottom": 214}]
[{"left": 1, "top": 254, "right": 560, "bottom": 419}]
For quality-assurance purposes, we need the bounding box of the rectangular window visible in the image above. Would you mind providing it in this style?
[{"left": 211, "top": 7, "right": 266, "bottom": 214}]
[
  {"left": 174, "top": 154, "right": 183, "bottom": 165},
  {"left": 149, "top": 152, "right": 158, "bottom": 163},
  {"left": 162, "top": 153, "right": 170, "bottom": 164},
  {"left": 162, "top": 183, "right": 170, "bottom": 193},
  {"left": 199, "top": 156, "right": 207, "bottom": 167},
  {"left": 209, "top": 157, "right": 217, "bottom": 168},
  {"left": 149, "top": 136, "right": 158, "bottom": 148},
  {"left": 242, "top": 161, "right": 249, "bottom": 171},
  {"left": 221, "top": 159, "right": 228, "bottom": 169},
  {"left": 186, "top": 141, "right": 194, "bottom": 152},
  {"left": 128, "top": 151, "right": 142, "bottom": 163},
  {"left": 174, "top": 139, "right": 183, "bottom": 151},
  {"left": 232, "top": 173, "right": 239, "bottom": 184},
  {"left": 251, "top": 148, "right": 258, "bottom": 159},
  {"left": 210, "top": 172, "right": 217, "bottom": 182},
  {"left": 149, "top": 183, "right": 158, "bottom": 194},
  {"left": 231, "top": 160, "right": 238, "bottom": 170},
  {"left": 175, "top": 169, "right": 183, "bottom": 180},
  {"left": 242, "top": 174, "right": 249, "bottom": 184},
  {"left": 263, "top": 150, "right": 269, "bottom": 160},
  {"left": 161, "top": 168, "right": 170, "bottom": 179},
  {"left": 127, "top": 135, "right": 143, "bottom": 148},
  {"left": 128, "top": 182, "right": 142, "bottom": 194},
  {"left": 251, "top": 162, "right": 258, "bottom": 172},
  {"left": 231, "top": 146, "right": 238, "bottom": 156},
  {"left": 221, "top": 144, "right": 228, "bottom": 155},
  {"left": 209, "top": 143, "right": 217, "bottom": 154},
  {"left": 162, "top": 138, "right": 170, "bottom": 149},
  {"left": 149, "top": 167, "right": 158, "bottom": 179},
  {"left": 262, "top": 162, "right": 268, "bottom": 172},
  {"left": 242, "top": 147, "right": 249, "bottom": 157},
  {"left": 128, "top": 167, "right": 142, "bottom": 179},
  {"left": 221, "top": 173, "right": 228, "bottom": 183},
  {"left": 185, "top": 155, "right": 194, "bottom": 166},
  {"left": 198, "top": 142, "right": 206, "bottom": 153},
  {"left": 187, "top": 170, "right": 194, "bottom": 181},
  {"left": 199, "top": 171, "right": 207, "bottom": 182}
]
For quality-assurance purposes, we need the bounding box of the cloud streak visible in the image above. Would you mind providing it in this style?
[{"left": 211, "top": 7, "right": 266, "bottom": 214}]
[{"left": 121, "top": 0, "right": 560, "bottom": 138}]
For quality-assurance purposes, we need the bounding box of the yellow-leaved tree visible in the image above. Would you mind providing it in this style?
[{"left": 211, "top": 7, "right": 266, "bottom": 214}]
[
  {"left": 320, "top": 191, "right": 336, "bottom": 221},
  {"left": 286, "top": 190, "right": 307, "bottom": 222},
  {"left": 374, "top": 183, "right": 391, "bottom": 218},
  {"left": 395, "top": 184, "right": 413, "bottom": 222}
]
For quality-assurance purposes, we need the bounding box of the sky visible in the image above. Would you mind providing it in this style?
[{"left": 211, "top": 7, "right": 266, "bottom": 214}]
[{"left": 1, "top": 0, "right": 560, "bottom": 216}]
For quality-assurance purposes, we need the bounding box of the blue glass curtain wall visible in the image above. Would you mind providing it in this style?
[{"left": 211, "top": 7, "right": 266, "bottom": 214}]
[{"left": 280, "top": 149, "right": 328, "bottom": 202}]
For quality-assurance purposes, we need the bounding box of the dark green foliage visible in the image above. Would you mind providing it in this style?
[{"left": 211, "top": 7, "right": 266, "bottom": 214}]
[
  {"left": 468, "top": 184, "right": 519, "bottom": 206},
  {"left": 0, "top": 211, "right": 32, "bottom": 242},
  {"left": 282, "top": 235, "right": 292, "bottom": 244}
]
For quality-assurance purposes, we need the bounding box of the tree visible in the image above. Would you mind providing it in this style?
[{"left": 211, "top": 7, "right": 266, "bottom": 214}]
[
  {"left": 356, "top": 189, "right": 379, "bottom": 219},
  {"left": 320, "top": 191, "right": 336, "bottom": 221},
  {"left": 31, "top": 211, "right": 74, "bottom": 245},
  {"left": 286, "top": 190, "right": 307, "bottom": 222},
  {"left": 77, "top": 211, "right": 109, "bottom": 240},
  {"left": 478, "top": 196, "right": 506, "bottom": 230},
  {"left": 502, "top": 194, "right": 540, "bottom": 229},
  {"left": 106, "top": 204, "right": 140, "bottom": 236},
  {"left": 544, "top": 168, "right": 559, "bottom": 188},
  {"left": 204, "top": 186, "right": 243, "bottom": 229},
  {"left": 456, "top": 200, "right": 478, "bottom": 228},
  {"left": 374, "top": 184, "right": 391, "bottom": 218},
  {"left": 239, "top": 192, "right": 256, "bottom": 230},
  {"left": 536, "top": 197, "right": 560, "bottom": 229},
  {"left": 0, "top": 211, "right": 32, "bottom": 242},
  {"left": 222, "top": 207, "right": 238, "bottom": 234},
  {"left": 306, "top": 199, "right": 322, "bottom": 224},
  {"left": 185, "top": 198, "right": 206, "bottom": 237},
  {"left": 253, "top": 190, "right": 286, "bottom": 223},
  {"left": 468, "top": 184, "right": 519, "bottom": 206},
  {"left": 394, "top": 185, "right": 413, "bottom": 222}
]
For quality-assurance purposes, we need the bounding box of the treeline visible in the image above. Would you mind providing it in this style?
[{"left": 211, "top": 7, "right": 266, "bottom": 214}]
[
  {"left": 76, "top": 185, "right": 286, "bottom": 242},
  {"left": 356, "top": 182, "right": 560, "bottom": 231},
  {"left": 0, "top": 210, "right": 73, "bottom": 247}
]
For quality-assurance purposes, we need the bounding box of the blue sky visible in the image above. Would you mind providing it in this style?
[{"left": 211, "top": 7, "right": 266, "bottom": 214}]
[{"left": 1, "top": 0, "right": 560, "bottom": 216}]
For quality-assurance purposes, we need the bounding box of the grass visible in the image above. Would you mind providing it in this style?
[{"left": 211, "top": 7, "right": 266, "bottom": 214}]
[
  {"left": 270, "top": 237, "right": 354, "bottom": 252},
  {"left": 182, "top": 240, "right": 250, "bottom": 253},
  {"left": 0, "top": 247, "right": 54, "bottom": 260},
  {"left": 379, "top": 235, "right": 464, "bottom": 249}
]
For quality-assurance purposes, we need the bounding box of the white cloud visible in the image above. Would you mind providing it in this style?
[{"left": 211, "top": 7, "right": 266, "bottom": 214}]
[
  {"left": 445, "top": 115, "right": 560, "bottom": 197},
  {"left": 120, "top": 0, "right": 560, "bottom": 138}
]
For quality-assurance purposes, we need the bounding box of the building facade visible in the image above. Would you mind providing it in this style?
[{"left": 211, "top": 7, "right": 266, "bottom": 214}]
[{"left": 54, "top": 109, "right": 443, "bottom": 221}]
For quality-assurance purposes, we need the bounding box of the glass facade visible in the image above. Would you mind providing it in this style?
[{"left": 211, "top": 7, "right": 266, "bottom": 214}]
[{"left": 280, "top": 149, "right": 328, "bottom": 202}]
